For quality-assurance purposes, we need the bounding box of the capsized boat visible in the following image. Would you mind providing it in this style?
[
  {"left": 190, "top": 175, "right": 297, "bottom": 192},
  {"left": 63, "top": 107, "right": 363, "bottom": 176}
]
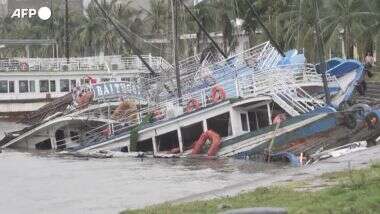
[{"left": 1, "top": 42, "right": 379, "bottom": 165}]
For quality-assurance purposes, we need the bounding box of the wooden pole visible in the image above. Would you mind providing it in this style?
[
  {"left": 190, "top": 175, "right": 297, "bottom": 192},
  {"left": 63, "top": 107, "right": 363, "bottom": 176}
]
[
  {"left": 65, "top": 0, "right": 70, "bottom": 63},
  {"left": 171, "top": 0, "right": 182, "bottom": 98},
  {"left": 93, "top": 0, "right": 157, "bottom": 76},
  {"left": 313, "top": 0, "right": 331, "bottom": 105},
  {"left": 178, "top": 0, "right": 227, "bottom": 59},
  {"left": 244, "top": 0, "right": 285, "bottom": 57}
]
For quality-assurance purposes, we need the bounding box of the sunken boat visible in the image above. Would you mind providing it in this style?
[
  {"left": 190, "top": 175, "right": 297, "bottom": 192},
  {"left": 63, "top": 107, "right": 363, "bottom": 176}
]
[{"left": 1, "top": 41, "right": 379, "bottom": 164}]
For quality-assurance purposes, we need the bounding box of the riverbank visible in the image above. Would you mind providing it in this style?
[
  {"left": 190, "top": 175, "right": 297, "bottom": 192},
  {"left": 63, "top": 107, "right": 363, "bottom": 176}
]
[{"left": 122, "top": 144, "right": 380, "bottom": 214}]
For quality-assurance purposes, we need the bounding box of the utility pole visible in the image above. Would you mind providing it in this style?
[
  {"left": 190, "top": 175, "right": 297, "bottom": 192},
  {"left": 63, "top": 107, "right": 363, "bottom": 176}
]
[
  {"left": 313, "top": 0, "right": 331, "bottom": 105},
  {"left": 65, "top": 0, "right": 70, "bottom": 63},
  {"left": 171, "top": 0, "right": 181, "bottom": 98}
]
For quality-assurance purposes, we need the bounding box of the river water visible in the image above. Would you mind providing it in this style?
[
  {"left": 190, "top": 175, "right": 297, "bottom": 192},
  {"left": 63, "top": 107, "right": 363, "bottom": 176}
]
[{"left": 0, "top": 121, "right": 285, "bottom": 214}]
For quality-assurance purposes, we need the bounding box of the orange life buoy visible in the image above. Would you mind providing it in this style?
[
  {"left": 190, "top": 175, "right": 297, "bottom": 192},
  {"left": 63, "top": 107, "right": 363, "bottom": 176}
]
[
  {"left": 153, "top": 108, "right": 165, "bottom": 120},
  {"left": 76, "top": 91, "right": 94, "bottom": 109},
  {"left": 20, "top": 62, "right": 29, "bottom": 71},
  {"left": 273, "top": 114, "right": 286, "bottom": 124},
  {"left": 211, "top": 85, "right": 226, "bottom": 103},
  {"left": 101, "top": 127, "right": 112, "bottom": 137},
  {"left": 186, "top": 98, "right": 201, "bottom": 113},
  {"left": 191, "top": 130, "right": 221, "bottom": 156}
]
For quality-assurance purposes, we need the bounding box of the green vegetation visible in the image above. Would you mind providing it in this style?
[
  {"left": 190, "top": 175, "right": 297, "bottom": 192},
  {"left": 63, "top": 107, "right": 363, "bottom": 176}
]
[
  {"left": 0, "top": 0, "right": 378, "bottom": 63},
  {"left": 122, "top": 163, "right": 380, "bottom": 214},
  {"left": 130, "top": 114, "right": 153, "bottom": 152}
]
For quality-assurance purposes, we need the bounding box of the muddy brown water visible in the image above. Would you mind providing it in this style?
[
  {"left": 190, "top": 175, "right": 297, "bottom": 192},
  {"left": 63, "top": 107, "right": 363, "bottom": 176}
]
[{"left": 0, "top": 121, "right": 287, "bottom": 214}]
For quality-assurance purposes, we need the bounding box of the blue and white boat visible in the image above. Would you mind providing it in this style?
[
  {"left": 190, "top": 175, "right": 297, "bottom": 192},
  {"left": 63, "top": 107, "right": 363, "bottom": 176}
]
[{"left": 1, "top": 41, "right": 379, "bottom": 164}]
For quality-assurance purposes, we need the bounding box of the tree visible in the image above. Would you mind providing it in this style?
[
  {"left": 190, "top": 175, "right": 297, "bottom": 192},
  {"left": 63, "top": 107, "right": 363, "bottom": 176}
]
[{"left": 322, "top": 0, "right": 377, "bottom": 58}]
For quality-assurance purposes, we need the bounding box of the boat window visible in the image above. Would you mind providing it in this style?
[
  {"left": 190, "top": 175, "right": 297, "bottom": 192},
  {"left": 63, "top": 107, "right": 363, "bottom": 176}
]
[
  {"left": 29, "top": 80, "right": 35, "bottom": 93},
  {"left": 80, "top": 78, "right": 90, "bottom": 85},
  {"left": 121, "top": 77, "right": 130, "bottom": 82},
  {"left": 136, "top": 139, "right": 154, "bottom": 152},
  {"left": 101, "top": 78, "right": 110, "bottom": 82},
  {"left": 0, "top": 80, "right": 8, "bottom": 93},
  {"left": 60, "top": 79, "right": 70, "bottom": 92},
  {"left": 207, "top": 113, "right": 231, "bottom": 137},
  {"left": 241, "top": 113, "right": 248, "bottom": 131},
  {"left": 157, "top": 130, "right": 179, "bottom": 152},
  {"left": 248, "top": 112, "right": 259, "bottom": 131},
  {"left": 9, "top": 81, "right": 14, "bottom": 93},
  {"left": 19, "top": 80, "right": 29, "bottom": 93},
  {"left": 40, "top": 80, "right": 49, "bottom": 93},
  {"left": 181, "top": 122, "right": 203, "bottom": 149},
  {"left": 50, "top": 80, "right": 56, "bottom": 92}
]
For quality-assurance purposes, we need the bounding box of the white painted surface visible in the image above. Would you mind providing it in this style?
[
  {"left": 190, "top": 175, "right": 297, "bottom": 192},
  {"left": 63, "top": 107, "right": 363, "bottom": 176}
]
[{"left": 0, "top": 102, "right": 47, "bottom": 112}]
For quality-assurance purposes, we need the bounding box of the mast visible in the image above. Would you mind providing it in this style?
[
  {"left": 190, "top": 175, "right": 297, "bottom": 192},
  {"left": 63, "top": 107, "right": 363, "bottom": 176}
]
[
  {"left": 93, "top": 0, "right": 157, "bottom": 76},
  {"left": 171, "top": 0, "right": 182, "bottom": 98},
  {"left": 65, "top": 0, "right": 70, "bottom": 63},
  {"left": 244, "top": 0, "right": 285, "bottom": 57},
  {"left": 178, "top": 0, "right": 227, "bottom": 59},
  {"left": 313, "top": 0, "right": 331, "bottom": 105}
]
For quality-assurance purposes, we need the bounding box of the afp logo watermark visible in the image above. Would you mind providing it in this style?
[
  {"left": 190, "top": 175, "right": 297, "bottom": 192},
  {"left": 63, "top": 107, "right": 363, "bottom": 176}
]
[{"left": 11, "top": 7, "right": 51, "bottom": 20}]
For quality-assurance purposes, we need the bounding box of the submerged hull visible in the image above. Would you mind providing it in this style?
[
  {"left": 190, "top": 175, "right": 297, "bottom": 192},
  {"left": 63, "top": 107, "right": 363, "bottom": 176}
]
[{"left": 219, "top": 108, "right": 380, "bottom": 162}]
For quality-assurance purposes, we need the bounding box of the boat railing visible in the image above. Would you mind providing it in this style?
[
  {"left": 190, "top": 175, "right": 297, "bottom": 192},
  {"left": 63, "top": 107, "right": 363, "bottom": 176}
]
[
  {"left": 84, "top": 62, "right": 331, "bottom": 123},
  {"left": 68, "top": 61, "right": 333, "bottom": 150},
  {"left": 178, "top": 51, "right": 224, "bottom": 76},
  {"left": 126, "top": 42, "right": 281, "bottom": 103},
  {"left": 150, "top": 42, "right": 282, "bottom": 101},
  {"left": 60, "top": 108, "right": 141, "bottom": 149},
  {"left": 68, "top": 76, "right": 242, "bottom": 149},
  {"left": 237, "top": 65, "right": 326, "bottom": 116},
  {"left": 0, "top": 55, "right": 172, "bottom": 73},
  {"left": 271, "top": 71, "right": 325, "bottom": 112},
  {"left": 80, "top": 63, "right": 329, "bottom": 126}
]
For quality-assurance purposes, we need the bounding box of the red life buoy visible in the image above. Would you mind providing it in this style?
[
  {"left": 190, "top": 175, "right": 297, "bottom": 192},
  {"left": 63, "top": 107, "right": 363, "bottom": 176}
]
[
  {"left": 365, "top": 112, "right": 379, "bottom": 130},
  {"left": 211, "top": 85, "right": 226, "bottom": 103},
  {"left": 273, "top": 114, "right": 286, "bottom": 124},
  {"left": 19, "top": 62, "right": 29, "bottom": 71},
  {"left": 101, "top": 127, "right": 111, "bottom": 137},
  {"left": 191, "top": 130, "right": 221, "bottom": 156},
  {"left": 85, "top": 75, "right": 97, "bottom": 84},
  {"left": 153, "top": 108, "right": 165, "bottom": 120},
  {"left": 186, "top": 98, "right": 201, "bottom": 113}
]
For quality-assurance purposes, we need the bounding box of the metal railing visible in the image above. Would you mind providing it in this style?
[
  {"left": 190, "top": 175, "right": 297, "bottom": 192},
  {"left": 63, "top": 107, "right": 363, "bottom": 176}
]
[
  {"left": 0, "top": 55, "right": 172, "bottom": 73},
  {"left": 142, "top": 41, "right": 283, "bottom": 103},
  {"left": 66, "top": 62, "right": 333, "bottom": 150}
]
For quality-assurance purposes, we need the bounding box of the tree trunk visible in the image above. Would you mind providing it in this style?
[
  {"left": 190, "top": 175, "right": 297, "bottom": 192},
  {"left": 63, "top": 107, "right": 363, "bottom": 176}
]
[
  {"left": 345, "top": 25, "right": 354, "bottom": 59},
  {"left": 376, "top": 34, "right": 380, "bottom": 73}
]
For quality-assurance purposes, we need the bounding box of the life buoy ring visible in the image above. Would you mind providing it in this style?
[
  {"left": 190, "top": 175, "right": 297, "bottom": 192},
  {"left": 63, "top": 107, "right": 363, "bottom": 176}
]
[
  {"left": 343, "top": 113, "right": 357, "bottom": 130},
  {"left": 191, "top": 130, "right": 221, "bottom": 156},
  {"left": 85, "top": 75, "right": 97, "bottom": 84},
  {"left": 101, "top": 127, "right": 112, "bottom": 137},
  {"left": 76, "top": 91, "right": 94, "bottom": 109},
  {"left": 273, "top": 114, "right": 286, "bottom": 124},
  {"left": 153, "top": 108, "right": 164, "bottom": 120},
  {"left": 348, "top": 104, "right": 371, "bottom": 119},
  {"left": 186, "top": 98, "right": 201, "bottom": 113},
  {"left": 365, "top": 112, "right": 379, "bottom": 130},
  {"left": 211, "top": 85, "right": 226, "bottom": 103},
  {"left": 19, "top": 62, "right": 29, "bottom": 71}
]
